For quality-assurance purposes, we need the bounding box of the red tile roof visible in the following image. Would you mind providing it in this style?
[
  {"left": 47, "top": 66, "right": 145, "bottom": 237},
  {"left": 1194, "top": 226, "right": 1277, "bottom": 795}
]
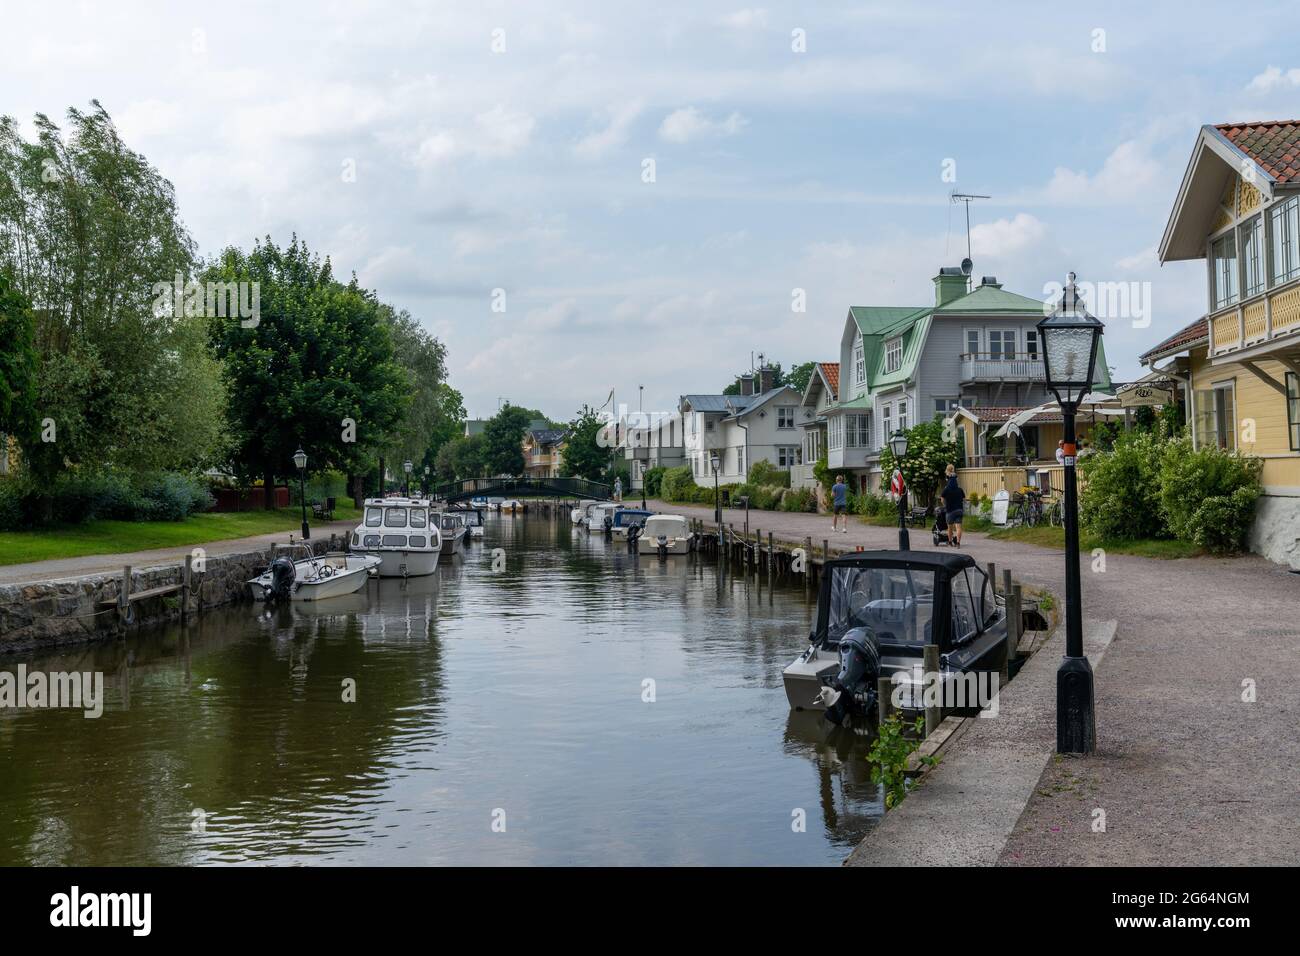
[
  {"left": 962, "top": 406, "right": 1064, "bottom": 424},
  {"left": 1215, "top": 121, "right": 1300, "bottom": 184},
  {"left": 818, "top": 362, "right": 839, "bottom": 400},
  {"left": 1139, "top": 316, "right": 1208, "bottom": 364}
]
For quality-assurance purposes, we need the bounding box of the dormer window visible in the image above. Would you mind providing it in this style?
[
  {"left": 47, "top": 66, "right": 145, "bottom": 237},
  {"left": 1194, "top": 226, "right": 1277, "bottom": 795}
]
[{"left": 884, "top": 337, "right": 903, "bottom": 373}]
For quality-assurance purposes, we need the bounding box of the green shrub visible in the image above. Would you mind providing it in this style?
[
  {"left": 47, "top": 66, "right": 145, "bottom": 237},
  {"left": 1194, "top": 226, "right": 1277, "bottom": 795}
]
[
  {"left": 747, "top": 460, "right": 790, "bottom": 488},
  {"left": 659, "top": 465, "right": 695, "bottom": 502},
  {"left": 781, "top": 487, "right": 817, "bottom": 512},
  {"left": 643, "top": 466, "right": 666, "bottom": 498},
  {"left": 0, "top": 469, "right": 213, "bottom": 530},
  {"left": 855, "top": 491, "right": 891, "bottom": 517},
  {"left": 1079, "top": 429, "right": 1166, "bottom": 540},
  {"left": 1158, "top": 438, "right": 1262, "bottom": 552},
  {"left": 812, "top": 455, "right": 832, "bottom": 492}
]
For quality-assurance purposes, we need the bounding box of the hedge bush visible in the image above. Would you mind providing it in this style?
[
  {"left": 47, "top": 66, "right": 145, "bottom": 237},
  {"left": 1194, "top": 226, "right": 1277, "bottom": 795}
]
[
  {"left": 0, "top": 470, "right": 214, "bottom": 530},
  {"left": 643, "top": 466, "right": 666, "bottom": 498},
  {"left": 1079, "top": 430, "right": 1263, "bottom": 553}
]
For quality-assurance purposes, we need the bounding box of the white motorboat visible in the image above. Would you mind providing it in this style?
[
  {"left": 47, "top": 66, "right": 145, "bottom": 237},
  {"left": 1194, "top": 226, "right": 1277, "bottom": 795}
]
[
  {"left": 571, "top": 499, "right": 597, "bottom": 524},
  {"left": 500, "top": 499, "right": 523, "bottom": 514},
  {"left": 487, "top": 496, "right": 505, "bottom": 511},
  {"left": 636, "top": 514, "right": 693, "bottom": 555},
  {"left": 249, "top": 547, "right": 381, "bottom": 602},
  {"left": 457, "top": 508, "right": 485, "bottom": 538},
  {"left": 439, "top": 511, "right": 468, "bottom": 555},
  {"left": 584, "top": 502, "right": 620, "bottom": 533},
  {"left": 351, "top": 497, "right": 442, "bottom": 577}
]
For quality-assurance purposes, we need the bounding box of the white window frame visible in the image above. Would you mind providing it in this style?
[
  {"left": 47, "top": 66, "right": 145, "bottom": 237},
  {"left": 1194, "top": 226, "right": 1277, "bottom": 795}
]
[
  {"left": 1241, "top": 213, "right": 1265, "bottom": 299},
  {"left": 853, "top": 338, "right": 865, "bottom": 392},
  {"left": 881, "top": 403, "right": 893, "bottom": 444},
  {"left": 988, "top": 329, "right": 1017, "bottom": 360},
  {"left": 777, "top": 405, "right": 795, "bottom": 429},
  {"left": 1211, "top": 232, "right": 1239, "bottom": 310},
  {"left": 884, "top": 337, "right": 903, "bottom": 374},
  {"left": 1270, "top": 195, "right": 1300, "bottom": 287},
  {"left": 964, "top": 328, "right": 981, "bottom": 356},
  {"left": 897, "top": 399, "right": 909, "bottom": 432}
]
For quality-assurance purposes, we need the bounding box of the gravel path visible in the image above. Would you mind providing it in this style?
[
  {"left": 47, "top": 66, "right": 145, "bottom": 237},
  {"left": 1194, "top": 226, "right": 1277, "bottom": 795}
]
[{"left": 645, "top": 498, "right": 1300, "bottom": 865}]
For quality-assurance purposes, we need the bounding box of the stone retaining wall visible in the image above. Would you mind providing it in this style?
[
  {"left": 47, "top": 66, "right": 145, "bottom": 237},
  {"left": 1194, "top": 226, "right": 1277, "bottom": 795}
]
[{"left": 0, "top": 540, "right": 334, "bottom": 654}]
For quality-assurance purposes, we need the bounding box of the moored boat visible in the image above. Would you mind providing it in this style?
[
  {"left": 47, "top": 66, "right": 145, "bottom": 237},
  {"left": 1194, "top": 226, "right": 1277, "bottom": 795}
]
[
  {"left": 351, "top": 497, "right": 442, "bottom": 577},
  {"left": 611, "top": 508, "right": 653, "bottom": 538},
  {"left": 782, "top": 551, "right": 1008, "bottom": 726},
  {"left": 439, "top": 511, "right": 468, "bottom": 555},
  {"left": 635, "top": 514, "right": 693, "bottom": 555},
  {"left": 248, "top": 546, "right": 381, "bottom": 602}
]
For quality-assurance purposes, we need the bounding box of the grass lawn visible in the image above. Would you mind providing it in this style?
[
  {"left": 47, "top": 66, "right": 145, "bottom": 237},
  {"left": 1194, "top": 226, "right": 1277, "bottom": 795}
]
[{"left": 0, "top": 506, "right": 363, "bottom": 567}]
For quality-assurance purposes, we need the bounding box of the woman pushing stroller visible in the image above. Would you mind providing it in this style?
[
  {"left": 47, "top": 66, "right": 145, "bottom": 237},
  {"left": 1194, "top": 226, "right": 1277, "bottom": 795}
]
[{"left": 939, "top": 464, "right": 965, "bottom": 547}]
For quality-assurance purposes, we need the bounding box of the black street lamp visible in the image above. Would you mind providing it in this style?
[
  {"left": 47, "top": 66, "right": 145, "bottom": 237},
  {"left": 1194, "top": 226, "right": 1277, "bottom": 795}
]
[
  {"left": 403, "top": 459, "right": 413, "bottom": 497},
  {"left": 1037, "top": 272, "right": 1104, "bottom": 755},
  {"left": 293, "top": 447, "right": 310, "bottom": 540},
  {"left": 888, "top": 429, "right": 910, "bottom": 551},
  {"left": 710, "top": 453, "right": 721, "bottom": 526}
]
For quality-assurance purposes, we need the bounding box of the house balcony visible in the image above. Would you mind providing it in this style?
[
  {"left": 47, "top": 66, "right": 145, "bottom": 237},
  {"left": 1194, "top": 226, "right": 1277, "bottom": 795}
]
[
  {"left": 960, "top": 353, "right": 1044, "bottom": 384},
  {"left": 1207, "top": 281, "right": 1300, "bottom": 363}
]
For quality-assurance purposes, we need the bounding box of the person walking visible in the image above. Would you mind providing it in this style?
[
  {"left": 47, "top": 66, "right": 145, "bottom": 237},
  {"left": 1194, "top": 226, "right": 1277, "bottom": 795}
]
[
  {"left": 831, "top": 474, "right": 848, "bottom": 533},
  {"left": 940, "top": 464, "right": 966, "bottom": 547}
]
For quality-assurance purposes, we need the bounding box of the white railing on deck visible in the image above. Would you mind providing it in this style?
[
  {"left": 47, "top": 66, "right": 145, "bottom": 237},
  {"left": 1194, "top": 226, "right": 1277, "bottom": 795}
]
[{"left": 960, "top": 353, "right": 1044, "bottom": 381}]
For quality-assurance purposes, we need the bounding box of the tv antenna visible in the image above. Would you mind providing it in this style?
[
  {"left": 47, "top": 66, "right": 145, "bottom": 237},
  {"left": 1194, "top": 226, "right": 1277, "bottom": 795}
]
[{"left": 949, "top": 190, "right": 991, "bottom": 267}]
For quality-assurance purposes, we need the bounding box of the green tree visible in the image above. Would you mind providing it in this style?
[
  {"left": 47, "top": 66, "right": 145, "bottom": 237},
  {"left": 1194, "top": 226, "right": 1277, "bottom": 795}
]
[
  {"left": 878, "top": 419, "right": 959, "bottom": 510},
  {"left": 560, "top": 405, "right": 607, "bottom": 480},
  {"left": 481, "top": 404, "right": 533, "bottom": 476},
  {"left": 0, "top": 102, "right": 223, "bottom": 478},
  {"left": 206, "top": 237, "right": 408, "bottom": 506},
  {"left": 0, "top": 270, "right": 37, "bottom": 449},
  {"left": 785, "top": 361, "right": 816, "bottom": 394},
  {"left": 434, "top": 434, "right": 485, "bottom": 482}
]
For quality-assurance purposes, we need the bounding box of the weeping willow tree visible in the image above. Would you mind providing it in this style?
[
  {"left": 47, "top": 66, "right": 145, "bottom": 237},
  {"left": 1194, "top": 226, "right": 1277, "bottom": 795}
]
[{"left": 0, "top": 101, "right": 226, "bottom": 481}]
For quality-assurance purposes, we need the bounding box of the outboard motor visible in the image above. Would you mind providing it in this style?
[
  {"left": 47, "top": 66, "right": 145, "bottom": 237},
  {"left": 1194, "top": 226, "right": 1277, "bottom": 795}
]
[
  {"left": 267, "top": 556, "right": 297, "bottom": 602},
  {"left": 655, "top": 534, "right": 669, "bottom": 558},
  {"left": 823, "top": 627, "right": 882, "bottom": 727},
  {"left": 602, "top": 514, "right": 613, "bottom": 536},
  {"left": 626, "top": 524, "right": 642, "bottom": 549}
]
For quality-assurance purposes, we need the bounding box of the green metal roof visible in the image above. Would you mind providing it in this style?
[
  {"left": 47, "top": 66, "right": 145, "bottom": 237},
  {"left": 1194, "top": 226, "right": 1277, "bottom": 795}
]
[
  {"left": 848, "top": 306, "right": 929, "bottom": 335},
  {"left": 933, "top": 283, "right": 1047, "bottom": 314}
]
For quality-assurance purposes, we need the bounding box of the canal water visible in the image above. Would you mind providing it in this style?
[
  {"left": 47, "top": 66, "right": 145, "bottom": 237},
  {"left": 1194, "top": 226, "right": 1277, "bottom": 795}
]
[{"left": 0, "top": 514, "right": 883, "bottom": 865}]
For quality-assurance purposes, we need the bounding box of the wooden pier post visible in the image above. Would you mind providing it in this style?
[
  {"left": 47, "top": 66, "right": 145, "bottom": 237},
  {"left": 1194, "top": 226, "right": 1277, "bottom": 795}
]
[
  {"left": 768, "top": 531, "right": 774, "bottom": 578},
  {"left": 923, "top": 643, "right": 941, "bottom": 737},
  {"left": 182, "top": 554, "right": 192, "bottom": 620},
  {"left": 877, "top": 676, "right": 893, "bottom": 726},
  {"left": 1009, "top": 584, "right": 1023, "bottom": 660},
  {"left": 119, "top": 565, "right": 132, "bottom": 618},
  {"left": 987, "top": 562, "right": 997, "bottom": 595}
]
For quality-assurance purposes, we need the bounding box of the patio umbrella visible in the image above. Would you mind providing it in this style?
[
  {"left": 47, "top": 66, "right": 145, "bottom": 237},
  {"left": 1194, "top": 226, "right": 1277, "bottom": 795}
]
[{"left": 990, "top": 393, "right": 1122, "bottom": 439}]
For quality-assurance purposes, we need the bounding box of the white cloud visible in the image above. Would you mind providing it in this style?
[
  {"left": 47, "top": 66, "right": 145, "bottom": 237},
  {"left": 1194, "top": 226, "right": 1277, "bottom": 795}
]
[
  {"left": 573, "top": 101, "right": 643, "bottom": 161},
  {"left": 720, "top": 8, "right": 768, "bottom": 30},
  {"left": 1246, "top": 66, "right": 1300, "bottom": 93},
  {"left": 658, "top": 107, "right": 748, "bottom": 144},
  {"left": 413, "top": 105, "right": 536, "bottom": 167},
  {"left": 1041, "top": 140, "right": 1162, "bottom": 205},
  {"left": 970, "top": 214, "right": 1047, "bottom": 258}
]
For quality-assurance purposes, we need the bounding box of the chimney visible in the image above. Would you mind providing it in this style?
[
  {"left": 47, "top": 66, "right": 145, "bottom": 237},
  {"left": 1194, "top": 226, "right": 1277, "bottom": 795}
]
[
  {"left": 758, "top": 365, "right": 776, "bottom": 393},
  {"left": 738, "top": 374, "right": 755, "bottom": 396},
  {"left": 979, "top": 276, "right": 1001, "bottom": 289},
  {"left": 934, "top": 267, "right": 968, "bottom": 307}
]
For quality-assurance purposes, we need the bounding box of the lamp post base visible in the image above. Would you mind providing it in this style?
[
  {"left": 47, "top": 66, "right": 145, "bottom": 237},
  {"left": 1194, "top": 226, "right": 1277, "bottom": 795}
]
[{"left": 1056, "top": 655, "right": 1096, "bottom": 754}]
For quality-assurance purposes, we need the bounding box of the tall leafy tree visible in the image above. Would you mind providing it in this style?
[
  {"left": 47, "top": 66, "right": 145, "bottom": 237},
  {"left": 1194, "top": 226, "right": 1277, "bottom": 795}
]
[
  {"left": 0, "top": 102, "right": 223, "bottom": 478},
  {"left": 206, "top": 237, "right": 408, "bottom": 506},
  {"left": 560, "top": 405, "right": 607, "bottom": 480},
  {"left": 377, "top": 304, "right": 448, "bottom": 467},
  {"left": 785, "top": 361, "right": 816, "bottom": 394},
  {"left": 0, "top": 270, "right": 38, "bottom": 450},
  {"left": 434, "top": 433, "right": 484, "bottom": 481},
  {"left": 481, "top": 404, "right": 533, "bottom": 476}
]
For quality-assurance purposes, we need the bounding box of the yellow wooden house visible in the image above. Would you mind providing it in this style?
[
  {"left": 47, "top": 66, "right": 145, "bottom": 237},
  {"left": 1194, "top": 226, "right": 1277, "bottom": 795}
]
[{"left": 1151, "top": 120, "right": 1300, "bottom": 567}]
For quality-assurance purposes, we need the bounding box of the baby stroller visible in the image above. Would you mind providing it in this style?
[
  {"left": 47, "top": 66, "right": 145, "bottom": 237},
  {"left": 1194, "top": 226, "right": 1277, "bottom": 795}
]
[{"left": 931, "top": 498, "right": 951, "bottom": 546}]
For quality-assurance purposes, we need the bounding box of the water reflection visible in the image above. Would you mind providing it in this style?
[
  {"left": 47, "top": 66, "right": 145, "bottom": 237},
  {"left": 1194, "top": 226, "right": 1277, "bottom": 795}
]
[{"left": 0, "top": 514, "right": 882, "bottom": 865}]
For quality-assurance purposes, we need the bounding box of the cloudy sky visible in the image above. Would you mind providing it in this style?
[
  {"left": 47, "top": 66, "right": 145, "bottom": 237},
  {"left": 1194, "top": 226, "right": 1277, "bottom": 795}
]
[{"left": 6, "top": 1, "right": 1299, "bottom": 422}]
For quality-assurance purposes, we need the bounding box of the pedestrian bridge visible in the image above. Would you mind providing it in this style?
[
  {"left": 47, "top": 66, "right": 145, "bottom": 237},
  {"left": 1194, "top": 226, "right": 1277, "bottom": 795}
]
[{"left": 430, "top": 476, "right": 615, "bottom": 504}]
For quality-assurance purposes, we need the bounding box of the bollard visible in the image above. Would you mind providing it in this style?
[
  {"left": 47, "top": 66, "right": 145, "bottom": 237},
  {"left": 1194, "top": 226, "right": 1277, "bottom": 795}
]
[
  {"left": 1009, "top": 584, "right": 1023, "bottom": 659},
  {"left": 923, "top": 644, "right": 941, "bottom": 737}
]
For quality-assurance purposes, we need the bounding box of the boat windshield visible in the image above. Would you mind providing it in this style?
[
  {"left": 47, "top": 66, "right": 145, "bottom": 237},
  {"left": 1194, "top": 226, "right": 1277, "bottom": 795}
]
[
  {"left": 410, "top": 509, "right": 427, "bottom": 528},
  {"left": 826, "top": 566, "right": 936, "bottom": 646},
  {"left": 365, "top": 508, "right": 383, "bottom": 527},
  {"left": 384, "top": 508, "right": 408, "bottom": 527},
  {"left": 440, "top": 514, "right": 459, "bottom": 531}
]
